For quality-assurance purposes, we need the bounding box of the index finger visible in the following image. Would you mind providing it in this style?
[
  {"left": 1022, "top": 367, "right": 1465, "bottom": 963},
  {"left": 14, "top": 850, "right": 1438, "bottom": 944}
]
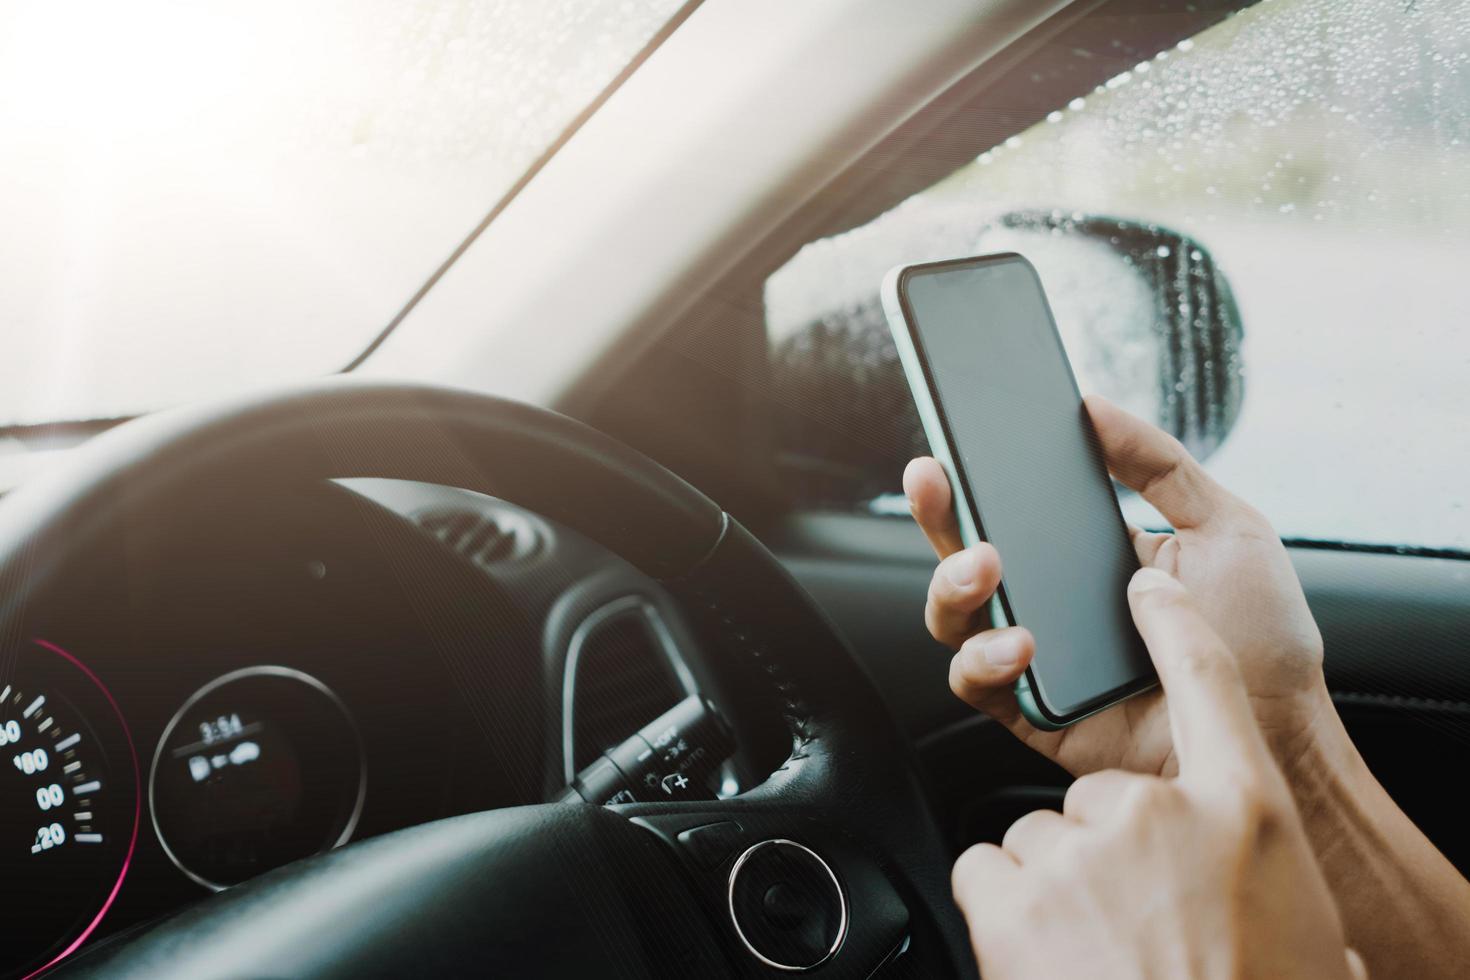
[
  {"left": 903, "top": 457, "right": 965, "bottom": 557},
  {"left": 1085, "top": 395, "right": 1233, "bottom": 531},
  {"left": 1126, "top": 568, "right": 1270, "bottom": 781}
]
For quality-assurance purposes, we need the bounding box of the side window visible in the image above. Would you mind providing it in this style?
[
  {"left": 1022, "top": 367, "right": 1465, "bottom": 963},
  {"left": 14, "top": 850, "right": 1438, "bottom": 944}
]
[{"left": 764, "top": 0, "right": 1470, "bottom": 552}]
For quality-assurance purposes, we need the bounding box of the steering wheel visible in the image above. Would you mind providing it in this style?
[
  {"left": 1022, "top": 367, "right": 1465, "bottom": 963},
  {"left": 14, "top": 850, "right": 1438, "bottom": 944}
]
[{"left": 0, "top": 380, "right": 972, "bottom": 979}]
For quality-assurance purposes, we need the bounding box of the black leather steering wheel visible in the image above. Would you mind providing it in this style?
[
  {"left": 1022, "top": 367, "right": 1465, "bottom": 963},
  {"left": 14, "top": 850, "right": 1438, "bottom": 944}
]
[{"left": 0, "top": 379, "right": 971, "bottom": 978}]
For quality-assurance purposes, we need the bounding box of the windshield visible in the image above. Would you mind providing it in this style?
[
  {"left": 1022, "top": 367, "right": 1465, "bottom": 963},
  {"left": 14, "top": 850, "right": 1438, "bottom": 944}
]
[{"left": 0, "top": 0, "right": 682, "bottom": 427}]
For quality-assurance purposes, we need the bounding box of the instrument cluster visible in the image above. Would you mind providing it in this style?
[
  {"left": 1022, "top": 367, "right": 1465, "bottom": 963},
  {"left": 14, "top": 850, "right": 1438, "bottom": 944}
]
[
  {"left": 2, "top": 644, "right": 369, "bottom": 978},
  {"left": 0, "top": 477, "right": 712, "bottom": 978}
]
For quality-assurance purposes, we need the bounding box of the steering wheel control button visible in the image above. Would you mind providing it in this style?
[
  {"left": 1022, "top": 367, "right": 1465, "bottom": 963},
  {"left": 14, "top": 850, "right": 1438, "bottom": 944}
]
[
  {"left": 561, "top": 756, "right": 637, "bottom": 805},
  {"left": 562, "top": 694, "right": 734, "bottom": 804},
  {"left": 728, "top": 839, "right": 848, "bottom": 972},
  {"left": 675, "top": 820, "right": 743, "bottom": 870},
  {"left": 637, "top": 694, "right": 733, "bottom": 783}
]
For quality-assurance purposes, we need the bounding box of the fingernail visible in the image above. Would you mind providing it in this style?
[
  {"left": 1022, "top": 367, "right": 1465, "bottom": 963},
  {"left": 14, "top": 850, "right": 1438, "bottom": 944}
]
[
  {"left": 982, "top": 632, "right": 1023, "bottom": 667},
  {"left": 945, "top": 550, "right": 980, "bottom": 589},
  {"left": 1129, "top": 566, "right": 1179, "bottom": 595}
]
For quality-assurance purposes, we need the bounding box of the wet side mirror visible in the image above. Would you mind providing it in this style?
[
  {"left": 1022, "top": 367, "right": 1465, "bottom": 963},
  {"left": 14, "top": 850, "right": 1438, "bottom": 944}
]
[
  {"left": 767, "top": 211, "right": 1246, "bottom": 508},
  {"left": 973, "top": 210, "right": 1244, "bottom": 460}
]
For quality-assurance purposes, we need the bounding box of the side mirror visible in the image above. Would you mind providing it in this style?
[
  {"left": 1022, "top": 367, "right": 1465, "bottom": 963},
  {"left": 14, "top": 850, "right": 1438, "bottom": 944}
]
[
  {"left": 973, "top": 211, "right": 1244, "bottom": 460},
  {"left": 767, "top": 211, "right": 1246, "bottom": 507}
]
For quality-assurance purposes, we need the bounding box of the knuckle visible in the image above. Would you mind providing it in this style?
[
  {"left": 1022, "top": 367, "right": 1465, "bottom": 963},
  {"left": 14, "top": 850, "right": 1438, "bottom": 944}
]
[
  {"left": 927, "top": 609, "right": 968, "bottom": 652},
  {"left": 931, "top": 558, "right": 959, "bottom": 597},
  {"left": 1049, "top": 828, "right": 1091, "bottom": 871},
  {"left": 1013, "top": 881, "right": 1050, "bottom": 924},
  {"left": 1139, "top": 441, "right": 1190, "bottom": 495},
  {"left": 1120, "top": 776, "right": 1175, "bottom": 816},
  {"left": 947, "top": 658, "right": 969, "bottom": 701},
  {"left": 951, "top": 844, "right": 1000, "bottom": 906},
  {"left": 1172, "top": 642, "right": 1214, "bottom": 676},
  {"left": 1120, "top": 780, "right": 1158, "bottom": 813},
  {"left": 1003, "top": 808, "right": 1072, "bottom": 858},
  {"left": 1127, "top": 570, "right": 1189, "bottom": 609},
  {"left": 1061, "top": 777, "right": 1093, "bottom": 814},
  {"left": 1063, "top": 771, "right": 1117, "bottom": 813},
  {"left": 948, "top": 644, "right": 991, "bottom": 701},
  {"left": 925, "top": 570, "right": 948, "bottom": 607},
  {"left": 924, "top": 600, "right": 947, "bottom": 643},
  {"left": 947, "top": 654, "right": 972, "bottom": 700},
  {"left": 1230, "top": 500, "right": 1275, "bottom": 534},
  {"left": 973, "top": 542, "right": 1002, "bottom": 580},
  {"left": 999, "top": 810, "right": 1045, "bottom": 851},
  {"left": 1172, "top": 639, "right": 1232, "bottom": 681},
  {"left": 1112, "top": 426, "right": 1150, "bottom": 469},
  {"left": 1138, "top": 577, "right": 1188, "bottom": 606}
]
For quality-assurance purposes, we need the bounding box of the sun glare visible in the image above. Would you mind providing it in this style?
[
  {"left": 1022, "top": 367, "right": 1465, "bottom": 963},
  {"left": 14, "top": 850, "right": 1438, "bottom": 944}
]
[{"left": 0, "top": 0, "right": 681, "bottom": 427}]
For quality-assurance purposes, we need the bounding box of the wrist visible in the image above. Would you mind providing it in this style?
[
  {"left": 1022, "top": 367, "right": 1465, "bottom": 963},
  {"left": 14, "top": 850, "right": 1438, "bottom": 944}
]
[
  {"left": 1264, "top": 680, "right": 1470, "bottom": 980},
  {"left": 1268, "top": 683, "right": 1372, "bottom": 828}
]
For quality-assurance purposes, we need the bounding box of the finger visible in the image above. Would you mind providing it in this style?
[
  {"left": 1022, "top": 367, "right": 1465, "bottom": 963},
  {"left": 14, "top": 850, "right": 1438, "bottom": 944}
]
[
  {"left": 927, "top": 544, "right": 1003, "bottom": 648},
  {"left": 951, "top": 842, "right": 1021, "bottom": 918},
  {"left": 950, "top": 628, "right": 1034, "bottom": 712},
  {"left": 1152, "top": 536, "right": 1181, "bottom": 575},
  {"left": 1345, "top": 949, "right": 1368, "bottom": 980},
  {"left": 1063, "top": 769, "right": 1154, "bottom": 823},
  {"left": 904, "top": 457, "right": 964, "bottom": 557},
  {"left": 1132, "top": 532, "right": 1182, "bottom": 576},
  {"left": 1127, "top": 568, "right": 1267, "bottom": 779},
  {"left": 1086, "top": 395, "right": 1233, "bottom": 530},
  {"left": 1127, "top": 525, "right": 1175, "bottom": 570},
  {"left": 1001, "top": 808, "right": 1071, "bottom": 861}
]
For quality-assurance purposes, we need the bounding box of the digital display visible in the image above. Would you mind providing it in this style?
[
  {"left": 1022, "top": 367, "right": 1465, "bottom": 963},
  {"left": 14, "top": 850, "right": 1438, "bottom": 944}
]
[{"left": 150, "top": 667, "right": 364, "bottom": 890}]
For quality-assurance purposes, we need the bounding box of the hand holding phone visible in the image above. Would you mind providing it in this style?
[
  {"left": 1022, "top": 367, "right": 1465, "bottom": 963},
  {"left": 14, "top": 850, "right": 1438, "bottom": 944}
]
[
  {"left": 902, "top": 364, "right": 1331, "bottom": 783},
  {"left": 884, "top": 253, "right": 1155, "bottom": 728}
]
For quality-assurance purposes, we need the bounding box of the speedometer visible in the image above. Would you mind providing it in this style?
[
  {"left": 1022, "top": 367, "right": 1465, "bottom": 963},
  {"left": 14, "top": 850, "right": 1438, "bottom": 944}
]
[{"left": 0, "top": 639, "right": 138, "bottom": 980}]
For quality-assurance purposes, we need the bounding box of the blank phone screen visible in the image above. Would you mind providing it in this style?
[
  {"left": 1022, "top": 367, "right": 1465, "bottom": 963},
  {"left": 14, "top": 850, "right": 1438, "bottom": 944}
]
[{"left": 901, "top": 255, "right": 1153, "bottom": 719}]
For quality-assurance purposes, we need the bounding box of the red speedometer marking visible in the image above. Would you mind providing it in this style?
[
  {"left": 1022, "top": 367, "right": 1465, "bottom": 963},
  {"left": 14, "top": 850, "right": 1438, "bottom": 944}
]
[{"left": 23, "top": 638, "right": 140, "bottom": 980}]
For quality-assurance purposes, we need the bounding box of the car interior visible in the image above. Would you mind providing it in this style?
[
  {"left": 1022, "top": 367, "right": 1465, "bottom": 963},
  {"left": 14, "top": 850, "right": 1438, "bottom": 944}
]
[{"left": 2, "top": 0, "right": 1467, "bottom": 977}]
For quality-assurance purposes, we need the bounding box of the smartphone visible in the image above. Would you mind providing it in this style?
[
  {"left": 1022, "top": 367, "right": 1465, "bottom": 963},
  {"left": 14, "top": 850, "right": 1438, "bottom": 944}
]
[{"left": 882, "top": 252, "right": 1156, "bottom": 729}]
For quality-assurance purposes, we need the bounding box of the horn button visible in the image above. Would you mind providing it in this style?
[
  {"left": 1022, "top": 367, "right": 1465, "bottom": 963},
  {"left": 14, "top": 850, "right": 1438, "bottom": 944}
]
[{"left": 728, "top": 840, "right": 847, "bottom": 971}]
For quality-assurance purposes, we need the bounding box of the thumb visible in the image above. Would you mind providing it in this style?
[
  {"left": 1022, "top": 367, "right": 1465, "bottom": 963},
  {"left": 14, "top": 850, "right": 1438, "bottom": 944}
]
[{"left": 1126, "top": 567, "right": 1268, "bottom": 782}]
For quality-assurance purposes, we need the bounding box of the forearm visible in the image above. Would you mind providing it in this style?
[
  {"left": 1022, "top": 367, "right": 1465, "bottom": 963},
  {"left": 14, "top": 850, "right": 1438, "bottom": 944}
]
[{"left": 1282, "top": 692, "right": 1470, "bottom": 980}]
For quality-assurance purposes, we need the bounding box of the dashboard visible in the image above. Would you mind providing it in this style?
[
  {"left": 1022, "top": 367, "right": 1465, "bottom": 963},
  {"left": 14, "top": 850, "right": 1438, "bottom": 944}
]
[{"left": 1, "top": 477, "right": 754, "bottom": 978}]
